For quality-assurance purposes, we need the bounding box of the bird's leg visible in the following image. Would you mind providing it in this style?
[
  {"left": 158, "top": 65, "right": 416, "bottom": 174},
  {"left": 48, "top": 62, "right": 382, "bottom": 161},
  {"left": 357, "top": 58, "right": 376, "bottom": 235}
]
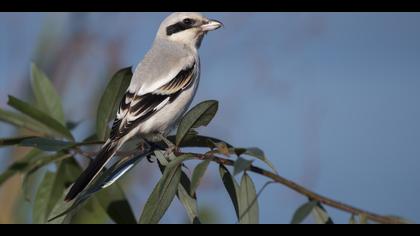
[
  {"left": 157, "top": 133, "right": 178, "bottom": 157},
  {"left": 137, "top": 140, "right": 154, "bottom": 163}
]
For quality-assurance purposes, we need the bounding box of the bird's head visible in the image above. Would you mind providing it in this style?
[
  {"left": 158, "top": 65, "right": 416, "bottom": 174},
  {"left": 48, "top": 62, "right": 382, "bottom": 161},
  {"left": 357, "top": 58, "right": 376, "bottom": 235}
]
[{"left": 157, "top": 12, "right": 223, "bottom": 49}]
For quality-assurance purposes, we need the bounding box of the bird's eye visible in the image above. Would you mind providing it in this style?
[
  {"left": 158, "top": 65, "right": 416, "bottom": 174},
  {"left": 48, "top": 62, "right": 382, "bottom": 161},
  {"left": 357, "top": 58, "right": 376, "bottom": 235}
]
[{"left": 183, "top": 18, "right": 195, "bottom": 26}]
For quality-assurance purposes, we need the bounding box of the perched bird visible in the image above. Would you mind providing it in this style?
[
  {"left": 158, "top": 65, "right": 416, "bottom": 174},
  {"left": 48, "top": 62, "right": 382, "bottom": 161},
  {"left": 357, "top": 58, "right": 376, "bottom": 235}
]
[{"left": 64, "top": 12, "right": 223, "bottom": 201}]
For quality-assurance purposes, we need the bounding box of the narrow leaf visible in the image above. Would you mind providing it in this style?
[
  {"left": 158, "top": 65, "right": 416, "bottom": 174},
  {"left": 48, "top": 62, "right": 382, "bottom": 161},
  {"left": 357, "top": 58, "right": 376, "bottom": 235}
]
[
  {"left": 25, "top": 153, "right": 72, "bottom": 175},
  {"left": 46, "top": 160, "right": 78, "bottom": 218},
  {"left": 33, "top": 171, "right": 56, "bottom": 224},
  {"left": 139, "top": 164, "right": 182, "bottom": 224},
  {"left": 31, "top": 63, "right": 65, "bottom": 124},
  {"left": 22, "top": 169, "right": 39, "bottom": 202},
  {"left": 0, "top": 136, "right": 37, "bottom": 147},
  {"left": 238, "top": 173, "right": 259, "bottom": 224},
  {"left": 218, "top": 165, "right": 240, "bottom": 219},
  {"left": 233, "top": 157, "right": 253, "bottom": 176},
  {"left": 19, "top": 137, "right": 75, "bottom": 151},
  {"left": 291, "top": 201, "right": 317, "bottom": 224},
  {"left": 176, "top": 100, "right": 218, "bottom": 146},
  {"left": 167, "top": 134, "right": 233, "bottom": 149},
  {"left": 233, "top": 147, "right": 278, "bottom": 174},
  {"left": 189, "top": 160, "right": 210, "bottom": 196},
  {"left": 96, "top": 67, "right": 132, "bottom": 141},
  {"left": 177, "top": 171, "right": 201, "bottom": 224},
  {"left": 0, "top": 108, "right": 50, "bottom": 134},
  {"left": 47, "top": 191, "right": 74, "bottom": 224},
  {"left": 69, "top": 197, "right": 109, "bottom": 224},
  {"left": 21, "top": 149, "right": 48, "bottom": 201},
  {"left": 7, "top": 96, "right": 74, "bottom": 140}
]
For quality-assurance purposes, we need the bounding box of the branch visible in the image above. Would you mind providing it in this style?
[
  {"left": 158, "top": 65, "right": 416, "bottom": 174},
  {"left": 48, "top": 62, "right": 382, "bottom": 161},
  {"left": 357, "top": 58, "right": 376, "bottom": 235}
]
[
  {"left": 178, "top": 151, "right": 406, "bottom": 224},
  {"left": 70, "top": 145, "right": 406, "bottom": 224}
]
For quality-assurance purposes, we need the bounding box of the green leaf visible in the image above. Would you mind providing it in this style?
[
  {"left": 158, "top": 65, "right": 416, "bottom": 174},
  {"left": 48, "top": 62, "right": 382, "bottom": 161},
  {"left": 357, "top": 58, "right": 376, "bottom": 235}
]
[
  {"left": 0, "top": 108, "right": 49, "bottom": 133},
  {"left": 47, "top": 159, "right": 86, "bottom": 223},
  {"left": 189, "top": 160, "right": 210, "bottom": 196},
  {"left": 219, "top": 165, "right": 240, "bottom": 219},
  {"left": 31, "top": 63, "right": 65, "bottom": 124},
  {"left": 25, "top": 153, "right": 72, "bottom": 176},
  {"left": 47, "top": 191, "right": 74, "bottom": 224},
  {"left": 22, "top": 152, "right": 71, "bottom": 201},
  {"left": 0, "top": 136, "right": 37, "bottom": 147},
  {"left": 233, "top": 147, "right": 278, "bottom": 174},
  {"left": 154, "top": 150, "right": 169, "bottom": 166},
  {"left": 139, "top": 163, "right": 182, "bottom": 224},
  {"left": 291, "top": 200, "right": 317, "bottom": 224},
  {"left": 1, "top": 149, "right": 41, "bottom": 186},
  {"left": 176, "top": 100, "right": 218, "bottom": 146},
  {"left": 21, "top": 149, "right": 49, "bottom": 201},
  {"left": 167, "top": 134, "right": 233, "bottom": 149},
  {"left": 7, "top": 96, "right": 74, "bottom": 140},
  {"left": 96, "top": 67, "right": 132, "bottom": 141},
  {"left": 33, "top": 171, "right": 56, "bottom": 223},
  {"left": 95, "top": 184, "right": 137, "bottom": 224},
  {"left": 19, "top": 137, "right": 75, "bottom": 151},
  {"left": 238, "top": 173, "right": 259, "bottom": 224},
  {"left": 45, "top": 159, "right": 81, "bottom": 218},
  {"left": 166, "top": 154, "right": 196, "bottom": 170},
  {"left": 312, "top": 203, "right": 334, "bottom": 224},
  {"left": 69, "top": 197, "right": 109, "bottom": 224},
  {"left": 233, "top": 157, "right": 253, "bottom": 176},
  {"left": 177, "top": 171, "right": 201, "bottom": 224},
  {"left": 33, "top": 157, "right": 80, "bottom": 224},
  {"left": 22, "top": 169, "right": 39, "bottom": 202}
]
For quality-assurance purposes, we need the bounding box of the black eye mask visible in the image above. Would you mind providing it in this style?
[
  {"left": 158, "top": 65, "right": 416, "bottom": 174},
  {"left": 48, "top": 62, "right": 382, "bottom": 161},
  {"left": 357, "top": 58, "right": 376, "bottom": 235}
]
[{"left": 166, "top": 20, "right": 197, "bottom": 36}]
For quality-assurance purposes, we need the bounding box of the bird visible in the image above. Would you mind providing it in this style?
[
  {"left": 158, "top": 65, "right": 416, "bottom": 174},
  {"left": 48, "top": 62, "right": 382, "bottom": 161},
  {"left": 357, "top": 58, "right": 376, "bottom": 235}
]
[{"left": 64, "top": 12, "right": 223, "bottom": 201}]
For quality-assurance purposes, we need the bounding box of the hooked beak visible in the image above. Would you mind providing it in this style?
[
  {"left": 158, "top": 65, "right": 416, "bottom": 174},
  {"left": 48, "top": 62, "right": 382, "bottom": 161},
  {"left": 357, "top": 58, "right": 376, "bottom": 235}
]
[{"left": 201, "top": 19, "right": 223, "bottom": 32}]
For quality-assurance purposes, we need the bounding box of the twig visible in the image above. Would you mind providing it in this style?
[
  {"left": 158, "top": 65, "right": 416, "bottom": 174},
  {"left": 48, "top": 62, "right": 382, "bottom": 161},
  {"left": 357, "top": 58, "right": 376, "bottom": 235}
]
[{"left": 179, "top": 151, "right": 406, "bottom": 224}]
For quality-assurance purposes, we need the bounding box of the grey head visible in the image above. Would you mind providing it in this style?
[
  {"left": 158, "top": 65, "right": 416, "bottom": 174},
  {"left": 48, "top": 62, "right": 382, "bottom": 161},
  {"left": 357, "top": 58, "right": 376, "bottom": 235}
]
[{"left": 155, "top": 12, "right": 223, "bottom": 49}]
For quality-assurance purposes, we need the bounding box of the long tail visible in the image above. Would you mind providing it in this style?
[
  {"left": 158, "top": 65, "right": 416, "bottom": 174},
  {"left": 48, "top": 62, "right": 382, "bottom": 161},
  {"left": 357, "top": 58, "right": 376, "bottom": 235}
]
[{"left": 65, "top": 140, "right": 119, "bottom": 201}]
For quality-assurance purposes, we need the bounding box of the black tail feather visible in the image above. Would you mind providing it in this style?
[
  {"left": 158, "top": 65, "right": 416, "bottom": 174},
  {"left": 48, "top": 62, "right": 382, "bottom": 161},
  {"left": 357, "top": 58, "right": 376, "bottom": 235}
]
[{"left": 65, "top": 141, "right": 118, "bottom": 201}]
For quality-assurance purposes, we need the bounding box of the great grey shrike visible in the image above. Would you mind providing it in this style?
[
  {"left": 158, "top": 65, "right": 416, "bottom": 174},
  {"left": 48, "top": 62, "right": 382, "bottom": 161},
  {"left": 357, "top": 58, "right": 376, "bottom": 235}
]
[{"left": 65, "top": 12, "right": 223, "bottom": 201}]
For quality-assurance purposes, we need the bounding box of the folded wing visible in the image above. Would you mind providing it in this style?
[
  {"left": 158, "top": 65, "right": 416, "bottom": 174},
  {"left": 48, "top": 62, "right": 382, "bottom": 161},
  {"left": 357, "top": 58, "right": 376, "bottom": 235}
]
[{"left": 110, "top": 61, "right": 197, "bottom": 141}]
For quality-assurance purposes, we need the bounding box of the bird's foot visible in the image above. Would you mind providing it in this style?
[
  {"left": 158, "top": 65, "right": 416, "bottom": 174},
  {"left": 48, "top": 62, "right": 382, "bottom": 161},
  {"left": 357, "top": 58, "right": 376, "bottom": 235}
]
[
  {"left": 164, "top": 144, "right": 178, "bottom": 157},
  {"left": 157, "top": 133, "right": 179, "bottom": 157}
]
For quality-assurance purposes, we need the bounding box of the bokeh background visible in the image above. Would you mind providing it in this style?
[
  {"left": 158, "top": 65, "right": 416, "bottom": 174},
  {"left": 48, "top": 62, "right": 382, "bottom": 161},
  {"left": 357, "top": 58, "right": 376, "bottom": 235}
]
[{"left": 1, "top": 12, "right": 420, "bottom": 224}]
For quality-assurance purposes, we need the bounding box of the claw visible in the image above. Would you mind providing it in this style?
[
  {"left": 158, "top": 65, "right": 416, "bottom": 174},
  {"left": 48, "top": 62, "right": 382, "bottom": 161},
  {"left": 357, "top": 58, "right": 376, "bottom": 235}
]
[{"left": 164, "top": 145, "right": 176, "bottom": 157}]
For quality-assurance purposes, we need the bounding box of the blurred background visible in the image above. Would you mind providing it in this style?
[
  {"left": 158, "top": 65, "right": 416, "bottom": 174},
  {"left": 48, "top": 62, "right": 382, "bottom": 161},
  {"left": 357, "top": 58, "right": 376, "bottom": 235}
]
[{"left": 1, "top": 12, "right": 420, "bottom": 224}]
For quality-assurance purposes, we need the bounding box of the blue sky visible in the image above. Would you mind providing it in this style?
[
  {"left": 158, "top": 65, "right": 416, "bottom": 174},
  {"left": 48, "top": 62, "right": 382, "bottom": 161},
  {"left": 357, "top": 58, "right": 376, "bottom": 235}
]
[{"left": 1, "top": 13, "right": 420, "bottom": 223}]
